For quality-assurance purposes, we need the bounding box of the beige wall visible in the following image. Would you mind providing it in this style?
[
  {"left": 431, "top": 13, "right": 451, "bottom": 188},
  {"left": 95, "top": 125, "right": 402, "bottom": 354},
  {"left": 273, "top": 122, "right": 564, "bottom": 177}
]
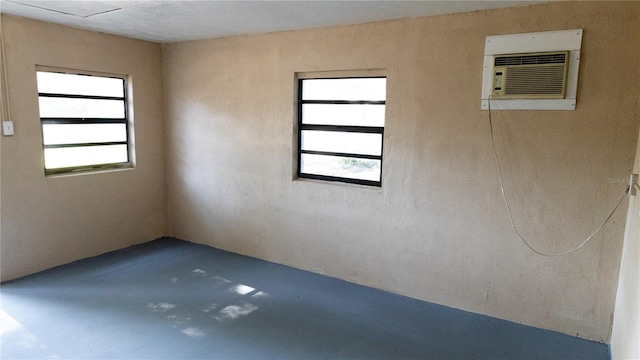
[
  {"left": 0, "top": 15, "right": 167, "bottom": 281},
  {"left": 163, "top": 2, "right": 640, "bottom": 342}
]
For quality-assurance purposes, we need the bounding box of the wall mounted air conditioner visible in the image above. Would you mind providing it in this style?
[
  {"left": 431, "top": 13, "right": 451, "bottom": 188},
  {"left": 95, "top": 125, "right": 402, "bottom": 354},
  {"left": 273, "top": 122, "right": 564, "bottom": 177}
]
[{"left": 481, "top": 29, "right": 583, "bottom": 110}]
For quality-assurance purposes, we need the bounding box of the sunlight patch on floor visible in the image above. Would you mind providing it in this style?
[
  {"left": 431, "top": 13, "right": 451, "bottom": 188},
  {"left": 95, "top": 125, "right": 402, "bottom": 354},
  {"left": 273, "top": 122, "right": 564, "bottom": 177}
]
[
  {"left": 191, "top": 269, "right": 208, "bottom": 276},
  {"left": 0, "top": 308, "right": 23, "bottom": 336},
  {"left": 215, "top": 303, "right": 259, "bottom": 322},
  {"left": 231, "top": 284, "right": 255, "bottom": 295},
  {"left": 0, "top": 308, "right": 59, "bottom": 358},
  {"left": 181, "top": 326, "right": 207, "bottom": 339},
  {"left": 252, "top": 291, "right": 269, "bottom": 299},
  {"left": 202, "top": 303, "right": 218, "bottom": 313},
  {"left": 147, "top": 303, "right": 176, "bottom": 312},
  {"left": 145, "top": 269, "right": 269, "bottom": 339},
  {"left": 166, "top": 314, "right": 192, "bottom": 328},
  {"left": 210, "top": 275, "right": 232, "bottom": 285}
]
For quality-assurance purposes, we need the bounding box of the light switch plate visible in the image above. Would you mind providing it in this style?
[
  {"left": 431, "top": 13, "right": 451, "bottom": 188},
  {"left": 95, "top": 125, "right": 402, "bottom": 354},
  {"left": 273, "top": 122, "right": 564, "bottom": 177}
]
[{"left": 2, "top": 120, "right": 14, "bottom": 136}]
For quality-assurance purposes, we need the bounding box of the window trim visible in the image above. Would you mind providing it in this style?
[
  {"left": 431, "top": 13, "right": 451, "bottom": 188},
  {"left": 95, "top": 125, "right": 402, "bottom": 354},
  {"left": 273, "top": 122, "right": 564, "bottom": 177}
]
[
  {"left": 296, "top": 73, "right": 386, "bottom": 187},
  {"left": 36, "top": 67, "right": 132, "bottom": 176}
]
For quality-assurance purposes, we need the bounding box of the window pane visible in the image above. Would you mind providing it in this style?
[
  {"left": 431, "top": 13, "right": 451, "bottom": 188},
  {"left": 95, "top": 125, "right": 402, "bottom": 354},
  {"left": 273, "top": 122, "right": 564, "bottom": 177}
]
[
  {"left": 302, "top": 78, "right": 386, "bottom": 101},
  {"left": 37, "top": 71, "right": 124, "bottom": 97},
  {"left": 42, "top": 124, "right": 126, "bottom": 145},
  {"left": 301, "top": 153, "right": 381, "bottom": 182},
  {"left": 302, "top": 104, "right": 385, "bottom": 126},
  {"left": 44, "top": 145, "right": 128, "bottom": 169},
  {"left": 301, "top": 131, "right": 382, "bottom": 156},
  {"left": 38, "top": 97, "right": 125, "bottom": 118}
]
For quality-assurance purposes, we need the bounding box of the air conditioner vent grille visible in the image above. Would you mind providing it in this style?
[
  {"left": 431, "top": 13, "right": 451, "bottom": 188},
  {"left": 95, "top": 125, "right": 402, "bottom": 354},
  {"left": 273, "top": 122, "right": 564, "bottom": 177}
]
[
  {"left": 504, "top": 66, "right": 566, "bottom": 95},
  {"left": 495, "top": 53, "right": 567, "bottom": 66},
  {"left": 491, "top": 51, "right": 569, "bottom": 99}
]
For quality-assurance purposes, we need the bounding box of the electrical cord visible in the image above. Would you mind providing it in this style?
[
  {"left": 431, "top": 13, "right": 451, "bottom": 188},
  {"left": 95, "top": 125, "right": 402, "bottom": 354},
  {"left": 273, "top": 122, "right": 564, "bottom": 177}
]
[
  {"left": 0, "top": 16, "right": 11, "bottom": 121},
  {"left": 486, "top": 99, "right": 628, "bottom": 256}
]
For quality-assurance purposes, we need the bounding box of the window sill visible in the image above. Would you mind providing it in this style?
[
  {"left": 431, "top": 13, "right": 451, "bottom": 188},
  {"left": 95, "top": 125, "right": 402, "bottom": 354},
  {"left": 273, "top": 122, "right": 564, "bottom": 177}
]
[
  {"left": 45, "top": 164, "right": 134, "bottom": 178},
  {"left": 293, "top": 177, "right": 383, "bottom": 192}
]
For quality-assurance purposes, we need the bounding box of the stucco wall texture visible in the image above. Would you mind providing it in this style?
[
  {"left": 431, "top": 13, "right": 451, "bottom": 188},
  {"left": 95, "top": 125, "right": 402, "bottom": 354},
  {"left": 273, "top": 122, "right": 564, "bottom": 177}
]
[
  {"left": 163, "top": 2, "right": 639, "bottom": 342},
  {"left": 0, "top": 16, "right": 168, "bottom": 281}
]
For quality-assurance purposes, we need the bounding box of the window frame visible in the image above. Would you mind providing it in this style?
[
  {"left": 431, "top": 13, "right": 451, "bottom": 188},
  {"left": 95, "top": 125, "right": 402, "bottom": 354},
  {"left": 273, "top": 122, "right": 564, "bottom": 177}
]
[
  {"left": 297, "top": 74, "right": 386, "bottom": 187},
  {"left": 36, "top": 68, "right": 132, "bottom": 176}
]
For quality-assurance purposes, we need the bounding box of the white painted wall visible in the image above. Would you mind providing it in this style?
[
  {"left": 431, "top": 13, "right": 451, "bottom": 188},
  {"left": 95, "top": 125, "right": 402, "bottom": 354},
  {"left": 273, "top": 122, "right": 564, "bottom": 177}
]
[
  {"left": 0, "top": 15, "right": 167, "bottom": 281},
  {"left": 611, "top": 97, "right": 640, "bottom": 359},
  {"left": 163, "top": 2, "right": 640, "bottom": 342}
]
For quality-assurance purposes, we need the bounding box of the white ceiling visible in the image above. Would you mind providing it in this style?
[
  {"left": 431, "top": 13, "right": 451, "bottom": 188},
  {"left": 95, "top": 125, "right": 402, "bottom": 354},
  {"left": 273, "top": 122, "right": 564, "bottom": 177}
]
[{"left": 0, "top": 0, "right": 547, "bottom": 43}]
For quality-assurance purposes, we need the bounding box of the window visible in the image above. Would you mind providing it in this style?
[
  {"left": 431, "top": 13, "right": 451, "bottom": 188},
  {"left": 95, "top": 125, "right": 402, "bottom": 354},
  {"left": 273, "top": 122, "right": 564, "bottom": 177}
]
[
  {"left": 36, "top": 69, "right": 131, "bottom": 175},
  {"left": 297, "top": 75, "right": 386, "bottom": 186}
]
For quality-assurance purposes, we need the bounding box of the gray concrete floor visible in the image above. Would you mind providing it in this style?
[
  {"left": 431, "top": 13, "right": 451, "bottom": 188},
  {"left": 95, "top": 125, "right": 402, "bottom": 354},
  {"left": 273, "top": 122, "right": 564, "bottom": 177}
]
[{"left": 1, "top": 238, "right": 610, "bottom": 359}]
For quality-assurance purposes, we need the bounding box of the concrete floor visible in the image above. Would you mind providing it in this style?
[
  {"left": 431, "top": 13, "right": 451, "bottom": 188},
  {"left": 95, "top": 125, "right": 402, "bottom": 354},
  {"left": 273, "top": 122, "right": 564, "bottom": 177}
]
[{"left": 1, "top": 237, "right": 609, "bottom": 359}]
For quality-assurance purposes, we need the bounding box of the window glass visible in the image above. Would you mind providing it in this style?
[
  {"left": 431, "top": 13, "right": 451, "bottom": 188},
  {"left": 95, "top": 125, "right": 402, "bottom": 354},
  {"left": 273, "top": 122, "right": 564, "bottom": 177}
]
[
  {"left": 42, "top": 124, "right": 127, "bottom": 145},
  {"left": 297, "top": 76, "right": 386, "bottom": 186},
  {"left": 38, "top": 97, "right": 125, "bottom": 118},
  {"left": 302, "top": 78, "right": 386, "bottom": 101},
  {"left": 301, "top": 154, "right": 381, "bottom": 182},
  {"left": 37, "top": 69, "right": 130, "bottom": 175},
  {"left": 36, "top": 72, "right": 124, "bottom": 97},
  {"left": 301, "top": 104, "right": 385, "bottom": 127},
  {"left": 301, "top": 131, "right": 382, "bottom": 156},
  {"left": 44, "top": 145, "right": 128, "bottom": 170}
]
